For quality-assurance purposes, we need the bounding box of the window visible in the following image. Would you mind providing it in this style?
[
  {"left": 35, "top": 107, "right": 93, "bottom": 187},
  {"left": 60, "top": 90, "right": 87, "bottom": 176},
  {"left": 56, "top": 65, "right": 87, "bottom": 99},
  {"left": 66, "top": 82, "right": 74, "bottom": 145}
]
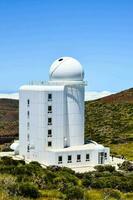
[
  {"left": 48, "top": 129, "right": 52, "bottom": 137},
  {"left": 27, "top": 145, "right": 30, "bottom": 152},
  {"left": 105, "top": 152, "right": 107, "bottom": 160},
  {"left": 67, "top": 155, "right": 72, "bottom": 163},
  {"left": 27, "top": 111, "right": 30, "bottom": 118},
  {"left": 27, "top": 134, "right": 30, "bottom": 141},
  {"left": 48, "top": 118, "right": 52, "bottom": 125},
  {"left": 48, "top": 93, "right": 52, "bottom": 101},
  {"left": 27, "top": 99, "right": 30, "bottom": 107},
  {"left": 48, "top": 106, "right": 52, "bottom": 113},
  {"left": 77, "top": 154, "right": 81, "bottom": 162},
  {"left": 48, "top": 141, "right": 52, "bottom": 147},
  {"left": 86, "top": 154, "right": 90, "bottom": 161},
  {"left": 27, "top": 122, "right": 30, "bottom": 129},
  {"left": 58, "top": 156, "right": 62, "bottom": 164}
]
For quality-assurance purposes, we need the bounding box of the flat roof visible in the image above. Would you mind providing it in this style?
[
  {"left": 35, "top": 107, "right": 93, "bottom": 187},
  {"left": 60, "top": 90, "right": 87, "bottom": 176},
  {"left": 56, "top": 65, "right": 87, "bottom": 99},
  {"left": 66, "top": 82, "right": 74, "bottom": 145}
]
[{"left": 48, "top": 143, "right": 106, "bottom": 153}]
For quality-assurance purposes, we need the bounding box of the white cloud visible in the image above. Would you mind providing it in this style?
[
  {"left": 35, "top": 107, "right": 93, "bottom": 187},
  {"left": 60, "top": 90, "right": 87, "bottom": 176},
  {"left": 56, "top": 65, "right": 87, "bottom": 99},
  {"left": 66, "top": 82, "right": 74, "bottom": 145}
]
[
  {"left": 85, "top": 91, "right": 112, "bottom": 101},
  {"left": 0, "top": 93, "right": 19, "bottom": 100},
  {"left": 0, "top": 91, "right": 112, "bottom": 101}
]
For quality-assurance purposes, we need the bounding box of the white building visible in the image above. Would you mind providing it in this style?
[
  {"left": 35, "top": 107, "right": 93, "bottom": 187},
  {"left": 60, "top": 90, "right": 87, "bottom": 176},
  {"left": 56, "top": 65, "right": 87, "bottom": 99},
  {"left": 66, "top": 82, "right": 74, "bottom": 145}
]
[{"left": 14, "top": 57, "right": 110, "bottom": 167}]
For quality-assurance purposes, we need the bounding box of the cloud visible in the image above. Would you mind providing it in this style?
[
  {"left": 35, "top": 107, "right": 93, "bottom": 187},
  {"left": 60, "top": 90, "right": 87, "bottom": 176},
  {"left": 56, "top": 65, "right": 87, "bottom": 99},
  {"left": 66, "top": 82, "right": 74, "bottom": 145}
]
[
  {"left": 0, "top": 93, "right": 19, "bottom": 100},
  {"left": 0, "top": 91, "right": 112, "bottom": 101},
  {"left": 85, "top": 91, "right": 112, "bottom": 101}
]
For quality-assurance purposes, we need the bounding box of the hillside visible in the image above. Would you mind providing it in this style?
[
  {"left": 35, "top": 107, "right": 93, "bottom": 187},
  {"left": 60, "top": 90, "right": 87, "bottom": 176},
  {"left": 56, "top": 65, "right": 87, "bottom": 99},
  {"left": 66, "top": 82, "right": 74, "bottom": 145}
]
[
  {"left": 85, "top": 88, "right": 133, "bottom": 145},
  {"left": 0, "top": 99, "right": 18, "bottom": 143}
]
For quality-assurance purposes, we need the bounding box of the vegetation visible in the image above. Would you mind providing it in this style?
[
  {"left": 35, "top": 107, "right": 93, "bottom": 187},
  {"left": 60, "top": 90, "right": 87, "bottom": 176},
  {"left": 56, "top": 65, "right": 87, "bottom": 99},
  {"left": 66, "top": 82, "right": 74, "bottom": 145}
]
[
  {"left": 0, "top": 157, "right": 133, "bottom": 199},
  {"left": 85, "top": 88, "right": 133, "bottom": 159},
  {"left": 0, "top": 99, "right": 18, "bottom": 145}
]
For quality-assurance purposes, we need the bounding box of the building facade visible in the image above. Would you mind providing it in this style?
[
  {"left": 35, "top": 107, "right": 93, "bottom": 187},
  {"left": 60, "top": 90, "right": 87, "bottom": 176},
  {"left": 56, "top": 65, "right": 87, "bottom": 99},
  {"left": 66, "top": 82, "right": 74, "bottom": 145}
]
[{"left": 18, "top": 57, "right": 110, "bottom": 167}]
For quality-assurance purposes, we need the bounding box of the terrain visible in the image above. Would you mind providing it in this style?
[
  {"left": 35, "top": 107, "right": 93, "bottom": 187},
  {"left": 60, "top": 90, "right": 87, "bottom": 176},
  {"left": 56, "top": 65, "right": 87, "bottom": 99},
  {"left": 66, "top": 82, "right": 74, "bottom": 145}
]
[
  {"left": 0, "top": 157, "right": 133, "bottom": 200},
  {"left": 85, "top": 88, "right": 133, "bottom": 160},
  {"left": 0, "top": 88, "right": 133, "bottom": 159}
]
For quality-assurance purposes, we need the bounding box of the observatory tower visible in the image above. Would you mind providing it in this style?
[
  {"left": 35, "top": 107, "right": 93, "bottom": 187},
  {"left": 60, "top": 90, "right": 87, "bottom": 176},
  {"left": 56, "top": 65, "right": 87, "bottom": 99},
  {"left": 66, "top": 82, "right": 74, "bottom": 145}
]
[{"left": 18, "top": 57, "right": 110, "bottom": 167}]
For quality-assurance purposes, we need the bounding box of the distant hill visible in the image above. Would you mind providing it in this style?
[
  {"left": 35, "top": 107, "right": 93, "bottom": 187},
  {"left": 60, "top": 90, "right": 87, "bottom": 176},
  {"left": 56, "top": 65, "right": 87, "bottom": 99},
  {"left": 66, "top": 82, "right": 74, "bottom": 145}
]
[
  {"left": 0, "top": 88, "right": 133, "bottom": 147},
  {"left": 85, "top": 88, "right": 133, "bottom": 145},
  {"left": 0, "top": 99, "right": 18, "bottom": 143}
]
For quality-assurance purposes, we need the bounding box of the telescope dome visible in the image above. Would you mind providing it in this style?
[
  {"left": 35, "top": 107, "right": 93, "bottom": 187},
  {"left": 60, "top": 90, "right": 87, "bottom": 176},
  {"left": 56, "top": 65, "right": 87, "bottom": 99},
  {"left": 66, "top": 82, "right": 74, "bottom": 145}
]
[{"left": 49, "top": 57, "right": 84, "bottom": 81}]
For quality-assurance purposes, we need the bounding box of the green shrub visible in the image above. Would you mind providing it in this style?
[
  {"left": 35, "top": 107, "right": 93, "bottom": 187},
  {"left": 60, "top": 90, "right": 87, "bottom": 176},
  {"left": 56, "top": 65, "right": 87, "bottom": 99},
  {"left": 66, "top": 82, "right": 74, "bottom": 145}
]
[
  {"left": 94, "top": 165, "right": 115, "bottom": 172},
  {"left": 18, "top": 182, "right": 40, "bottom": 198},
  {"left": 119, "top": 161, "right": 133, "bottom": 171},
  {"left": 65, "top": 185, "right": 84, "bottom": 200},
  {"left": 104, "top": 189, "right": 121, "bottom": 200}
]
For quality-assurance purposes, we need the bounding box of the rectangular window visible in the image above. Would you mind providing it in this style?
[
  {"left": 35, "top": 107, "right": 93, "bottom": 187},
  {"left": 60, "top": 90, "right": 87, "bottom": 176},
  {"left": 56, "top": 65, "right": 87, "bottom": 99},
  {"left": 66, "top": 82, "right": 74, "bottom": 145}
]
[
  {"left": 77, "top": 154, "right": 81, "bottom": 162},
  {"left": 86, "top": 154, "right": 90, "bottom": 161},
  {"left": 27, "top": 99, "right": 30, "bottom": 107},
  {"left": 27, "top": 122, "right": 30, "bottom": 129},
  {"left": 58, "top": 156, "right": 62, "bottom": 164},
  {"left": 48, "top": 118, "right": 52, "bottom": 125},
  {"left": 27, "top": 111, "right": 30, "bottom": 118},
  {"left": 48, "top": 129, "right": 52, "bottom": 137},
  {"left": 67, "top": 155, "right": 72, "bottom": 163},
  {"left": 48, "top": 106, "right": 52, "bottom": 113},
  {"left": 48, "top": 141, "right": 52, "bottom": 147},
  {"left": 27, "top": 134, "right": 30, "bottom": 141},
  {"left": 48, "top": 94, "right": 52, "bottom": 101},
  {"left": 105, "top": 152, "right": 107, "bottom": 160},
  {"left": 27, "top": 145, "right": 30, "bottom": 152}
]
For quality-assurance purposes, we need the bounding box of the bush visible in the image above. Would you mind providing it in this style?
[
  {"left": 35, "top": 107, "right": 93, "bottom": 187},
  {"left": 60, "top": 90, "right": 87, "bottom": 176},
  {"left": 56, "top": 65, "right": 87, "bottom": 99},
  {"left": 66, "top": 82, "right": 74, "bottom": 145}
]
[
  {"left": 119, "top": 161, "right": 133, "bottom": 171},
  {"left": 18, "top": 182, "right": 40, "bottom": 198},
  {"left": 104, "top": 189, "right": 121, "bottom": 200},
  {"left": 94, "top": 165, "right": 115, "bottom": 172},
  {"left": 65, "top": 185, "right": 84, "bottom": 200}
]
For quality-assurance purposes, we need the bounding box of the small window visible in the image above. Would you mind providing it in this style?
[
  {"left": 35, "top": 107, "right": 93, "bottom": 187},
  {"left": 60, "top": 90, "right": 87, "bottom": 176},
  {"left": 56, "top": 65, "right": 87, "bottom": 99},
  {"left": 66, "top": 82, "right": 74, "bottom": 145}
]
[
  {"left": 77, "top": 154, "right": 81, "bottom": 162},
  {"left": 27, "top": 111, "right": 30, "bottom": 118},
  {"left": 48, "top": 118, "right": 52, "bottom": 125},
  {"left": 27, "top": 134, "right": 30, "bottom": 141},
  {"left": 27, "top": 145, "right": 30, "bottom": 152},
  {"left": 67, "top": 155, "right": 72, "bottom": 163},
  {"left": 48, "top": 141, "right": 52, "bottom": 147},
  {"left": 48, "top": 129, "right": 52, "bottom": 137},
  {"left": 58, "top": 58, "right": 63, "bottom": 62},
  {"left": 48, "top": 106, "right": 52, "bottom": 113},
  {"left": 86, "top": 154, "right": 90, "bottom": 161},
  {"left": 58, "top": 156, "right": 62, "bottom": 164},
  {"left": 48, "top": 94, "right": 52, "bottom": 101},
  {"left": 105, "top": 152, "right": 107, "bottom": 160},
  {"left": 27, "top": 122, "right": 30, "bottom": 129},
  {"left": 27, "top": 99, "right": 30, "bottom": 107}
]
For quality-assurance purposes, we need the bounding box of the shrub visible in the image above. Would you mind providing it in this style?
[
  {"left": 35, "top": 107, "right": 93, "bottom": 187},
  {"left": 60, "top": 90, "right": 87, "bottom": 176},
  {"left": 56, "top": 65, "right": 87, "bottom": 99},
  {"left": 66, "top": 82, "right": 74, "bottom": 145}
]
[
  {"left": 104, "top": 189, "right": 121, "bottom": 200},
  {"left": 94, "top": 165, "right": 115, "bottom": 172},
  {"left": 104, "top": 165, "right": 115, "bottom": 172},
  {"left": 65, "top": 185, "right": 84, "bottom": 200},
  {"left": 18, "top": 182, "right": 40, "bottom": 198},
  {"left": 119, "top": 161, "right": 133, "bottom": 171}
]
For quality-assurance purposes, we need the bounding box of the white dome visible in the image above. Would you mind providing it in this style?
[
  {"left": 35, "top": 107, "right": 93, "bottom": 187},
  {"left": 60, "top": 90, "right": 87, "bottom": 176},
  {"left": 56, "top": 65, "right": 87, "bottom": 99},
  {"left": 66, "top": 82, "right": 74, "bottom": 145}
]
[{"left": 49, "top": 57, "right": 84, "bottom": 81}]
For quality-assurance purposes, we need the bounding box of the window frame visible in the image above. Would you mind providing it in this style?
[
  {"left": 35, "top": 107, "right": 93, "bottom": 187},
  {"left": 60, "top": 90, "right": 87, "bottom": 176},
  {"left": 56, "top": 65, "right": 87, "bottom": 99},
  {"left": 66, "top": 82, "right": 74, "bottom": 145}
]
[
  {"left": 48, "top": 105, "right": 52, "bottom": 113},
  {"left": 48, "top": 93, "right": 52, "bottom": 101},
  {"left": 58, "top": 156, "right": 62, "bottom": 164},
  {"left": 48, "top": 129, "right": 52, "bottom": 137},
  {"left": 77, "top": 154, "right": 81, "bottom": 162},
  {"left": 48, "top": 118, "right": 52, "bottom": 125},
  {"left": 86, "top": 154, "right": 90, "bottom": 161},
  {"left": 48, "top": 141, "right": 52, "bottom": 147},
  {"left": 67, "top": 155, "right": 72, "bottom": 163}
]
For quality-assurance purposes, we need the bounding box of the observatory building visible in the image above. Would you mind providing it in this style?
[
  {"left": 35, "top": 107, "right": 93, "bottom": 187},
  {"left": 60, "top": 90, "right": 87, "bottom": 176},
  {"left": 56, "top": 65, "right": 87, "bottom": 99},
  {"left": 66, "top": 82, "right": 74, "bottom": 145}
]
[{"left": 16, "top": 57, "right": 110, "bottom": 167}]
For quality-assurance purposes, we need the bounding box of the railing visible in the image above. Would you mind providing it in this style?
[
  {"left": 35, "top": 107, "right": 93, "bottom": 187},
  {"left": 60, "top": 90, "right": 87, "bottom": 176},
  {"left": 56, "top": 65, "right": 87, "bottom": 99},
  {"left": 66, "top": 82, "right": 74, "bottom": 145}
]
[{"left": 28, "top": 80, "right": 87, "bottom": 86}]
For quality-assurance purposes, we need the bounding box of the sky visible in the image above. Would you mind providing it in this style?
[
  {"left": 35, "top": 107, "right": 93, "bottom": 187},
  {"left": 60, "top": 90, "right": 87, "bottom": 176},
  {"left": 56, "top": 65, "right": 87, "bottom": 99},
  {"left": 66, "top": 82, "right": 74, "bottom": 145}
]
[{"left": 0, "top": 0, "right": 132, "bottom": 93}]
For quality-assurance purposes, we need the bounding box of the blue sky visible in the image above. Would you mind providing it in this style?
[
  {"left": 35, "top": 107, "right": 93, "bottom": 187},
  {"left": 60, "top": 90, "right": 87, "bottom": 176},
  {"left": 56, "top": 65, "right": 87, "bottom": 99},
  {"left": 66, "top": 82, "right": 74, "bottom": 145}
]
[{"left": 0, "top": 0, "right": 132, "bottom": 93}]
